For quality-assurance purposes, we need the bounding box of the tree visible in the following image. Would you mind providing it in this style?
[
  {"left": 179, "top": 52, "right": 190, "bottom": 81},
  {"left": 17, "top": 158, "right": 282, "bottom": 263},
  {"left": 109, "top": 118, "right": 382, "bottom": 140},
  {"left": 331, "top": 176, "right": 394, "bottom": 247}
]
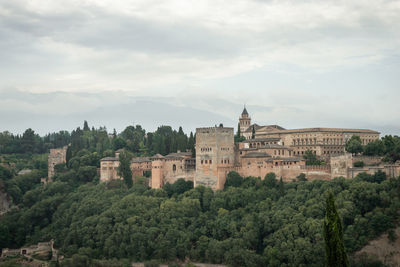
[
  {"left": 278, "top": 177, "right": 285, "bottom": 195},
  {"left": 363, "top": 140, "right": 384, "bottom": 156},
  {"left": 303, "top": 150, "right": 322, "bottom": 165},
  {"left": 345, "top": 135, "right": 363, "bottom": 155},
  {"left": 324, "top": 193, "right": 349, "bottom": 267},
  {"left": 251, "top": 125, "right": 256, "bottom": 139},
  {"left": 21, "top": 128, "right": 36, "bottom": 153},
  {"left": 234, "top": 124, "right": 245, "bottom": 143},
  {"left": 118, "top": 151, "right": 133, "bottom": 188},
  {"left": 225, "top": 171, "right": 243, "bottom": 188},
  {"left": 188, "top": 132, "right": 195, "bottom": 157},
  {"left": 297, "top": 173, "right": 307, "bottom": 182},
  {"left": 83, "top": 120, "right": 90, "bottom": 131},
  {"left": 263, "top": 173, "right": 277, "bottom": 188}
]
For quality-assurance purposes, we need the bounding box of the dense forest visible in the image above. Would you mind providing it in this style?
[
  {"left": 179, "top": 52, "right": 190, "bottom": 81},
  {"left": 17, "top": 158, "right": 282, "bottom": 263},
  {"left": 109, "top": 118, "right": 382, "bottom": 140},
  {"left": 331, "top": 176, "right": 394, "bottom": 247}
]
[
  {"left": 1, "top": 169, "right": 399, "bottom": 266},
  {"left": 1, "top": 122, "right": 400, "bottom": 266},
  {"left": 0, "top": 121, "right": 195, "bottom": 158}
]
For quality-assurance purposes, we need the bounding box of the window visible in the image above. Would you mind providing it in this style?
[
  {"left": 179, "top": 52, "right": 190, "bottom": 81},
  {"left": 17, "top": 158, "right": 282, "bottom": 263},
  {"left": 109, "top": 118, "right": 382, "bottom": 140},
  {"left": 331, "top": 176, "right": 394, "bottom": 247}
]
[
  {"left": 210, "top": 160, "right": 212, "bottom": 164},
  {"left": 173, "top": 164, "right": 176, "bottom": 171}
]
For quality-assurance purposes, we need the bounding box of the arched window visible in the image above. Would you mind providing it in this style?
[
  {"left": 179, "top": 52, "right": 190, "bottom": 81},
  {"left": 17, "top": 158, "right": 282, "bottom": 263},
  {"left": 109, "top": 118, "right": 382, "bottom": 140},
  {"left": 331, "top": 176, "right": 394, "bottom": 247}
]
[{"left": 173, "top": 164, "right": 176, "bottom": 171}]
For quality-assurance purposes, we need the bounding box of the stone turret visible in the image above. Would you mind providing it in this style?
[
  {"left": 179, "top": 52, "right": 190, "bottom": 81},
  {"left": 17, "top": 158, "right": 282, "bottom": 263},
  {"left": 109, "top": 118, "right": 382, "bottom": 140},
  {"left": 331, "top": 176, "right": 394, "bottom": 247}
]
[{"left": 150, "top": 154, "right": 165, "bottom": 189}]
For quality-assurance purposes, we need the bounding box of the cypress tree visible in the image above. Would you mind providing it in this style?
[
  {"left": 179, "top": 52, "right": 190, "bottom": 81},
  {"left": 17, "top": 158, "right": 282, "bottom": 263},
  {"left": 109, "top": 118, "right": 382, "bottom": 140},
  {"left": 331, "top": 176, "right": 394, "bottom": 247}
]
[
  {"left": 237, "top": 123, "right": 241, "bottom": 137},
  {"left": 324, "top": 193, "right": 349, "bottom": 267},
  {"left": 251, "top": 125, "right": 255, "bottom": 139},
  {"left": 118, "top": 151, "right": 133, "bottom": 188}
]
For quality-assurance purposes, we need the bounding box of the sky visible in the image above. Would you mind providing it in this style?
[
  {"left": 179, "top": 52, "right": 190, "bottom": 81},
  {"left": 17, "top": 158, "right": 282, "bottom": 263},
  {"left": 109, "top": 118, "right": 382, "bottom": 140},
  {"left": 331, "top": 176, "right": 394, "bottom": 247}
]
[{"left": 0, "top": 0, "right": 399, "bottom": 136}]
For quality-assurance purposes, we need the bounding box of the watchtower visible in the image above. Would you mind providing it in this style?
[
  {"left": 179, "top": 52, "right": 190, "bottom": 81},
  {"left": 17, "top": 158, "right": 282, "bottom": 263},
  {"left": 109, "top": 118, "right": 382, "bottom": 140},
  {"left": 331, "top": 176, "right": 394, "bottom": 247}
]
[{"left": 195, "top": 125, "right": 235, "bottom": 190}]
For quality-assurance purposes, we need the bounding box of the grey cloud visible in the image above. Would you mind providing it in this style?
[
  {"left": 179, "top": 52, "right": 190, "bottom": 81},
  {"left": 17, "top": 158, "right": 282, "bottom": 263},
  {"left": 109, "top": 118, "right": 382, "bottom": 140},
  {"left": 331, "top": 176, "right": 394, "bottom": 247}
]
[{"left": 0, "top": 2, "right": 242, "bottom": 58}]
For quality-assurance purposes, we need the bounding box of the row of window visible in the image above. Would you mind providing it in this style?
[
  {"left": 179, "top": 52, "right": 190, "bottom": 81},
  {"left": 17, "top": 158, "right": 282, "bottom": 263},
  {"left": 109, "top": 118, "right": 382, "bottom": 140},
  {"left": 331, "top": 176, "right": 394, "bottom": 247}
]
[
  {"left": 248, "top": 161, "right": 298, "bottom": 166},
  {"left": 249, "top": 141, "right": 278, "bottom": 148},
  {"left": 221, "top": 147, "right": 230, "bottom": 151},
  {"left": 201, "top": 159, "right": 212, "bottom": 164},
  {"left": 201, "top": 147, "right": 212, "bottom": 152},
  {"left": 274, "top": 150, "right": 290, "bottom": 156},
  {"left": 221, "top": 159, "right": 230, "bottom": 164},
  {"left": 102, "top": 167, "right": 117, "bottom": 170}
]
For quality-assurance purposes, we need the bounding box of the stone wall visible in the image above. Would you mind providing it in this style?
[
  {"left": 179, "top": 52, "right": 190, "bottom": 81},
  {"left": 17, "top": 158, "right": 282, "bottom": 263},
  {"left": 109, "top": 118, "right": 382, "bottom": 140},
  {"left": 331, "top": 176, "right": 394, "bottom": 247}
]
[
  {"left": 353, "top": 156, "right": 383, "bottom": 166},
  {"left": 330, "top": 153, "right": 353, "bottom": 178},
  {"left": 48, "top": 146, "right": 68, "bottom": 180},
  {"left": 348, "top": 164, "right": 400, "bottom": 179},
  {"left": 100, "top": 159, "right": 120, "bottom": 182}
]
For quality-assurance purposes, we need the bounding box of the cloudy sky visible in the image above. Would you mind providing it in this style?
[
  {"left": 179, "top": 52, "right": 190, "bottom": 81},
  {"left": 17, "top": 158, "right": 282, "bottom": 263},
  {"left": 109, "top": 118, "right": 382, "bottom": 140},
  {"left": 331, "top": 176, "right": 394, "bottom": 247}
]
[{"left": 0, "top": 0, "right": 399, "bottom": 135}]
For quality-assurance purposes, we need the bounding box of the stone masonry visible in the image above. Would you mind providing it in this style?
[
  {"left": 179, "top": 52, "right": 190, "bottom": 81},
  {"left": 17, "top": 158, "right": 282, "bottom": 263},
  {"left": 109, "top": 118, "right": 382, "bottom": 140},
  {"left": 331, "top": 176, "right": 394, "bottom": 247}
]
[{"left": 48, "top": 146, "right": 68, "bottom": 180}]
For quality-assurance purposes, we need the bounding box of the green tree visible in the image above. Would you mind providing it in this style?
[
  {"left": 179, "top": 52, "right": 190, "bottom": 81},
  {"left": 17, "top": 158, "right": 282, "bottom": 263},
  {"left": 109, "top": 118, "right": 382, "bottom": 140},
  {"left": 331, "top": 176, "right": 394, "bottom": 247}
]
[
  {"left": 21, "top": 128, "right": 36, "bottom": 153},
  {"left": 188, "top": 132, "right": 195, "bottom": 157},
  {"left": 118, "top": 151, "right": 133, "bottom": 188},
  {"left": 225, "top": 171, "right": 243, "bottom": 188},
  {"left": 303, "top": 150, "right": 322, "bottom": 165},
  {"left": 234, "top": 124, "right": 245, "bottom": 143},
  {"left": 324, "top": 193, "right": 349, "bottom": 267},
  {"left": 83, "top": 120, "right": 90, "bottom": 131},
  {"left": 363, "top": 140, "right": 384, "bottom": 156},
  {"left": 297, "top": 173, "right": 307, "bottom": 182},
  {"left": 251, "top": 125, "right": 256, "bottom": 139},
  {"left": 263, "top": 172, "right": 277, "bottom": 188},
  {"left": 345, "top": 135, "right": 363, "bottom": 155}
]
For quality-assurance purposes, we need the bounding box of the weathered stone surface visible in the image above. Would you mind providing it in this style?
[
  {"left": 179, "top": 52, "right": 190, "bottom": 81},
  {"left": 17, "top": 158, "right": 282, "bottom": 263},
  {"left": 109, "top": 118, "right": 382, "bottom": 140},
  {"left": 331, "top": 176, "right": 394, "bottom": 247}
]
[{"left": 48, "top": 146, "right": 68, "bottom": 180}]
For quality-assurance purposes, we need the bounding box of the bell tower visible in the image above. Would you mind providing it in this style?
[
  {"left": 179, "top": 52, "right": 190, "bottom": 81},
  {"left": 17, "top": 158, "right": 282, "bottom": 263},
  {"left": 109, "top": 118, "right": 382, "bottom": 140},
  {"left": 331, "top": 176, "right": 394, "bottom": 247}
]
[{"left": 239, "top": 106, "right": 251, "bottom": 135}]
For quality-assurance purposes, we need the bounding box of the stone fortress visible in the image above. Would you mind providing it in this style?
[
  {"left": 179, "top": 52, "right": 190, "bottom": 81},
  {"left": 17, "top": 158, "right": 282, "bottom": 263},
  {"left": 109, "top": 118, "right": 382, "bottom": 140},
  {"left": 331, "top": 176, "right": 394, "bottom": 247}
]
[{"left": 92, "top": 108, "right": 400, "bottom": 189}]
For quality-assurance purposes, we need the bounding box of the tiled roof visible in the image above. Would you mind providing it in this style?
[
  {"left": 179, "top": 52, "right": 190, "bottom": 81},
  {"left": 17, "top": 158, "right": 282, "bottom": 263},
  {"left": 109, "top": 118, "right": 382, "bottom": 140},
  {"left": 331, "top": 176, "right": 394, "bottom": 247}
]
[
  {"left": 242, "top": 137, "right": 281, "bottom": 143},
  {"left": 131, "top": 157, "right": 151, "bottom": 163},
  {"left": 100, "top": 157, "right": 119, "bottom": 161},
  {"left": 150, "top": 154, "right": 165, "bottom": 159},
  {"left": 258, "top": 127, "right": 380, "bottom": 134},
  {"left": 242, "top": 152, "right": 271, "bottom": 158}
]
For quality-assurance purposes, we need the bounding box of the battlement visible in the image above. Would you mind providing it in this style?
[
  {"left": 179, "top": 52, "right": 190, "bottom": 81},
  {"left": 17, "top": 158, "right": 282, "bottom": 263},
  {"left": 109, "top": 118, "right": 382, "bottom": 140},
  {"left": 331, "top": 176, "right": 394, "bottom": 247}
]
[{"left": 196, "top": 126, "right": 234, "bottom": 134}]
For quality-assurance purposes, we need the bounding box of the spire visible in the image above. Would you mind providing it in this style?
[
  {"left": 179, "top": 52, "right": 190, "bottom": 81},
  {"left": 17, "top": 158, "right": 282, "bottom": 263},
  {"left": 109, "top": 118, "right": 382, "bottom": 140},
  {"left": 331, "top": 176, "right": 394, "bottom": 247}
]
[{"left": 241, "top": 105, "right": 248, "bottom": 116}]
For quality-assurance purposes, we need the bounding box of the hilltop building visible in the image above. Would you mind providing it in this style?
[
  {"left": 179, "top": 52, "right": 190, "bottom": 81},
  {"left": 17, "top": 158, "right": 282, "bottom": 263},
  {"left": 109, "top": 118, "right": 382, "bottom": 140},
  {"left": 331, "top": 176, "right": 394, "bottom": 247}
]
[
  {"left": 239, "top": 108, "right": 380, "bottom": 156},
  {"left": 98, "top": 108, "right": 400, "bottom": 190}
]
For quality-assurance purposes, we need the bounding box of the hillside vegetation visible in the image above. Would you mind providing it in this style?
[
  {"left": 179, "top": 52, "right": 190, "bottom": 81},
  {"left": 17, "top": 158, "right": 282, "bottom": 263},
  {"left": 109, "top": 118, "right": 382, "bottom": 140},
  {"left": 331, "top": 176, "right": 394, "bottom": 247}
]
[
  {"left": 1, "top": 123, "right": 400, "bottom": 266},
  {"left": 0, "top": 170, "right": 399, "bottom": 267}
]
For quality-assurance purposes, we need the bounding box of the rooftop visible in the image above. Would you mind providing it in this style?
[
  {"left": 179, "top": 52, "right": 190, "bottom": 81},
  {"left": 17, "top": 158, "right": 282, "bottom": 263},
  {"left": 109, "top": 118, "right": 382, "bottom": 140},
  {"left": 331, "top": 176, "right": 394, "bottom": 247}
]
[
  {"left": 256, "top": 127, "right": 380, "bottom": 135},
  {"left": 242, "top": 137, "right": 281, "bottom": 143},
  {"left": 242, "top": 152, "right": 271, "bottom": 158},
  {"left": 100, "top": 157, "right": 119, "bottom": 161}
]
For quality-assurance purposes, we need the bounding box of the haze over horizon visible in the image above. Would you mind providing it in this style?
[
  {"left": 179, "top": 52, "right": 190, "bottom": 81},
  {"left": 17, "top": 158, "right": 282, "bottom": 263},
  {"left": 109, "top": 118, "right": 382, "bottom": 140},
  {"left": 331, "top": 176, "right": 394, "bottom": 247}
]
[{"left": 1, "top": 0, "right": 399, "bottom": 136}]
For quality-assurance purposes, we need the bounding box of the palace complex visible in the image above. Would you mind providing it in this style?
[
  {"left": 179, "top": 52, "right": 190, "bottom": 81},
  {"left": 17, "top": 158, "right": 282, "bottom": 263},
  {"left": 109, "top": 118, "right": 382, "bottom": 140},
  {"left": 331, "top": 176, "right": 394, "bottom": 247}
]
[{"left": 92, "top": 108, "right": 399, "bottom": 190}]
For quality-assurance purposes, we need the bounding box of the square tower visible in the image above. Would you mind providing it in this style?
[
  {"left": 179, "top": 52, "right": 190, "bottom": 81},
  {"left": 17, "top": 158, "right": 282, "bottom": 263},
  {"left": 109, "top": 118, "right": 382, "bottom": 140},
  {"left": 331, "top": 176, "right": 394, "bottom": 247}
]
[
  {"left": 239, "top": 107, "right": 251, "bottom": 135},
  {"left": 195, "top": 125, "right": 235, "bottom": 190}
]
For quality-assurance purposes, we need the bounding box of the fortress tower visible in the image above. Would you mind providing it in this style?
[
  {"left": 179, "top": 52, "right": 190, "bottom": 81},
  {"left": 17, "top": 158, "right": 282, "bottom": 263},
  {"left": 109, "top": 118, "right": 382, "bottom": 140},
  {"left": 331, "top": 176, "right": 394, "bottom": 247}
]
[
  {"left": 150, "top": 154, "right": 165, "bottom": 189},
  {"left": 239, "top": 106, "right": 251, "bottom": 135},
  {"left": 48, "top": 145, "right": 68, "bottom": 180},
  {"left": 195, "top": 125, "right": 235, "bottom": 190}
]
